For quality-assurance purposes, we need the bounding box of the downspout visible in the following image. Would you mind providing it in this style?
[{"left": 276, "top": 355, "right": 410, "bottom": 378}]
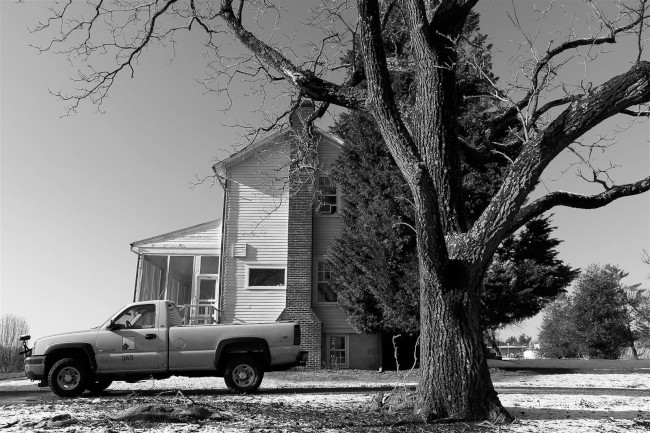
[
  {"left": 214, "top": 167, "right": 229, "bottom": 324},
  {"left": 133, "top": 252, "right": 142, "bottom": 303}
]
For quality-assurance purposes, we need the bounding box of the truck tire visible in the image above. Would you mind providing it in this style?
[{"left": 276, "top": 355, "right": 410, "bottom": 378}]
[
  {"left": 224, "top": 356, "right": 264, "bottom": 393},
  {"left": 86, "top": 378, "right": 113, "bottom": 394},
  {"left": 48, "top": 358, "right": 89, "bottom": 398}
]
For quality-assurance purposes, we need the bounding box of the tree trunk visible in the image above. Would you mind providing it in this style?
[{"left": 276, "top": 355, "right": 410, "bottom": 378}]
[
  {"left": 412, "top": 187, "right": 511, "bottom": 421},
  {"left": 416, "top": 254, "right": 511, "bottom": 422},
  {"left": 630, "top": 341, "right": 639, "bottom": 360}
]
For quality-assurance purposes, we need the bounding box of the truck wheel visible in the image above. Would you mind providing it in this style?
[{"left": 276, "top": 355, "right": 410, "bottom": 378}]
[
  {"left": 49, "top": 358, "right": 89, "bottom": 398},
  {"left": 86, "top": 378, "right": 113, "bottom": 394},
  {"left": 224, "top": 356, "right": 264, "bottom": 393}
]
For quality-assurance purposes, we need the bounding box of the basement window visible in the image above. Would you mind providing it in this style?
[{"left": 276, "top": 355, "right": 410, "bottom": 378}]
[{"left": 328, "top": 335, "right": 348, "bottom": 368}]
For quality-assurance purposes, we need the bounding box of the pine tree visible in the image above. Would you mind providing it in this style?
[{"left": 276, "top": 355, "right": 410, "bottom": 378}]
[
  {"left": 572, "top": 265, "right": 634, "bottom": 359},
  {"left": 538, "top": 296, "right": 580, "bottom": 358},
  {"left": 539, "top": 264, "right": 636, "bottom": 359},
  {"left": 329, "top": 110, "right": 578, "bottom": 335}
]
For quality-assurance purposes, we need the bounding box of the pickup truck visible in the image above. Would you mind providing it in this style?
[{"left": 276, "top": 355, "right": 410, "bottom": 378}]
[{"left": 22, "top": 300, "right": 307, "bottom": 397}]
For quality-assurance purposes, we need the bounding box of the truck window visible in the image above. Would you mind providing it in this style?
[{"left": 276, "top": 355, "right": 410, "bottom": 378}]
[
  {"left": 167, "top": 303, "right": 183, "bottom": 327},
  {"left": 113, "top": 304, "right": 156, "bottom": 329}
]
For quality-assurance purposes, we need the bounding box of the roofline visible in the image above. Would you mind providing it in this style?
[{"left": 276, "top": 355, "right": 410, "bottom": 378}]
[
  {"left": 130, "top": 219, "right": 222, "bottom": 250},
  {"left": 212, "top": 126, "right": 345, "bottom": 176},
  {"left": 212, "top": 128, "right": 291, "bottom": 175}
]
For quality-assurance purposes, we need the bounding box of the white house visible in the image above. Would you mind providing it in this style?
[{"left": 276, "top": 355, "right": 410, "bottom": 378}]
[{"left": 131, "top": 104, "right": 381, "bottom": 369}]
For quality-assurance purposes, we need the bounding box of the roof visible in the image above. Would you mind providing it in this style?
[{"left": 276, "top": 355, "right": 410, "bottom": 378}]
[
  {"left": 212, "top": 126, "right": 344, "bottom": 176},
  {"left": 130, "top": 220, "right": 222, "bottom": 254}
]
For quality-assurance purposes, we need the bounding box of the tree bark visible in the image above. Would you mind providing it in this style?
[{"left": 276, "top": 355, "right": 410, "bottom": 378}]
[
  {"left": 418, "top": 272, "right": 509, "bottom": 421},
  {"left": 357, "top": 0, "right": 511, "bottom": 422},
  {"left": 415, "top": 204, "right": 511, "bottom": 421}
]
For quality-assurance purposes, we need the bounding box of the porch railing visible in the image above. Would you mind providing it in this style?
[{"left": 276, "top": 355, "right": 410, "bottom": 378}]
[{"left": 178, "top": 304, "right": 220, "bottom": 325}]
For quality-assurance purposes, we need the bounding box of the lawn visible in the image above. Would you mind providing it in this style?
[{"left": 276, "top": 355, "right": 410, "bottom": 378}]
[{"left": 487, "top": 358, "right": 650, "bottom": 373}]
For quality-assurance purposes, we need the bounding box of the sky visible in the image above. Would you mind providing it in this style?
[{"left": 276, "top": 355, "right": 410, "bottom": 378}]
[{"left": 1, "top": 0, "right": 648, "bottom": 343}]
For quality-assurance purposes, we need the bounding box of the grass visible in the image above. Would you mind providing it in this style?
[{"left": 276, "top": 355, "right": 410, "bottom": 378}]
[
  {"left": 265, "top": 358, "right": 650, "bottom": 386},
  {"left": 487, "top": 358, "right": 650, "bottom": 374}
]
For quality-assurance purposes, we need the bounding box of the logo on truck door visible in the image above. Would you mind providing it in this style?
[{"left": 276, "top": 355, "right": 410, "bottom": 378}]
[{"left": 122, "top": 337, "right": 135, "bottom": 351}]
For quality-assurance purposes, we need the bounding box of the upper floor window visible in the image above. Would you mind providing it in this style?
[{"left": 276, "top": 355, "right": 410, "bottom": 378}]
[
  {"left": 318, "top": 177, "right": 338, "bottom": 215},
  {"left": 317, "top": 261, "right": 337, "bottom": 303}
]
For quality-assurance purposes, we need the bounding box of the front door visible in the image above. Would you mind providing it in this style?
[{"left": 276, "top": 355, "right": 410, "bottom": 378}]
[{"left": 95, "top": 304, "right": 166, "bottom": 373}]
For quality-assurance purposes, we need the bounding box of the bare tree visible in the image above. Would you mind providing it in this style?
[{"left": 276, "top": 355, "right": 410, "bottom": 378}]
[
  {"left": 32, "top": 0, "right": 650, "bottom": 422},
  {"left": 0, "top": 314, "right": 29, "bottom": 373}
]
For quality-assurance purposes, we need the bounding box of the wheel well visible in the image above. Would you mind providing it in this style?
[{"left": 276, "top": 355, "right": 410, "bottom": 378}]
[
  {"left": 215, "top": 339, "right": 270, "bottom": 373},
  {"left": 45, "top": 349, "right": 92, "bottom": 376}
]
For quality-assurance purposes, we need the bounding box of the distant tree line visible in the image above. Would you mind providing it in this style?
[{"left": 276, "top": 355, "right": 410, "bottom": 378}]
[
  {"left": 0, "top": 314, "right": 29, "bottom": 373},
  {"left": 503, "top": 334, "right": 533, "bottom": 347}
]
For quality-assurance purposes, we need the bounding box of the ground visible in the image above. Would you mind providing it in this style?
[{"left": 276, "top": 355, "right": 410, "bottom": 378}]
[{"left": 2, "top": 362, "right": 650, "bottom": 432}]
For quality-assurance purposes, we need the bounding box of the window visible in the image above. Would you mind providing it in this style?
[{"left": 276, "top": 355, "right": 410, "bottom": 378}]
[
  {"left": 139, "top": 255, "right": 167, "bottom": 301},
  {"left": 318, "top": 177, "right": 338, "bottom": 214},
  {"left": 139, "top": 255, "right": 192, "bottom": 305},
  {"left": 328, "top": 335, "right": 348, "bottom": 368},
  {"left": 113, "top": 304, "right": 156, "bottom": 329},
  {"left": 200, "top": 256, "right": 219, "bottom": 274},
  {"left": 167, "top": 256, "right": 193, "bottom": 306},
  {"left": 248, "top": 267, "right": 286, "bottom": 287},
  {"left": 317, "top": 261, "right": 337, "bottom": 303}
]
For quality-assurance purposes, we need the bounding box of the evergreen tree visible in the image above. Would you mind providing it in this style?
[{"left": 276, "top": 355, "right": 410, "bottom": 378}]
[
  {"left": 328, "top": 12, "right": 577, "bottom": 337},
  {"left": 481, "top": 217, "right": 580, "bottom": 330},
  {"left": 539, "top": 264, "right": 636, "bottom": 359},
  {"left": 572, "top": 264, "right": 634, "bottom": 359},
  {"left": 328, "top": 115, "right": 577, "bottom": 335},
  {"left": 538, "top": 296, "right": 580, "bottom": 358}
]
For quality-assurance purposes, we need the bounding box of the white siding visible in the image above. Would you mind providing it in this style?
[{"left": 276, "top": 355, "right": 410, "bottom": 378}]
[
  {"left": 314, "top": 305, "right": 353, "bottom": 333},
  {"left": 312, "top": 133, "right": 353, "bottom": 332},
  {"left": 313, "top": 134, "right": 344, "bottom": 257},
  {"left": 222, "top": 139, "right": 290, "bottom": 323}
]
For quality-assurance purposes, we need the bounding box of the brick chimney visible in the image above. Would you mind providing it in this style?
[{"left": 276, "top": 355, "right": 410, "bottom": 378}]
[{"left": 279, "top": 98, "right": 322, "bottom": 368}]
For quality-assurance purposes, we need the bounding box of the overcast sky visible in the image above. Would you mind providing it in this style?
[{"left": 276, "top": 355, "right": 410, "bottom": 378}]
[{"left": 1, "top": 0, "right": 648, "bottom": 342}]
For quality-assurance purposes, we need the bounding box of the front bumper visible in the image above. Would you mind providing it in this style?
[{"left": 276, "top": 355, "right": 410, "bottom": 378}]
[{"left": 24, "top": 356, "right": 45, "bottom": 381}]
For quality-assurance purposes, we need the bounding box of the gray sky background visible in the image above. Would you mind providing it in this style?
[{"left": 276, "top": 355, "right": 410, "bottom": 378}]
[{"left": 1, "top": 0, "right": 648, "bottom": 342}]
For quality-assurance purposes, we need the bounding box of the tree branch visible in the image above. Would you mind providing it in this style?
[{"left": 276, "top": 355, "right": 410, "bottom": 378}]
[
  {"left": 472, "top": 61, "right": 650, "bottom": 262},
  {"left": 511, "top": 176, "right": 650, "bottom": 232},
  {"left": 220, "top": 0, "right": 367, "bottom": 110},
  {"left": 358, "top": 0, "right": 448, "bottom": 268}
]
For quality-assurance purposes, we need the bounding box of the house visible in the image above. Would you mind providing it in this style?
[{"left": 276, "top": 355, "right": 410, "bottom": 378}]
[
  {"left": 498, "top": 345, "right": 529, "bottom": 358},
  {"left": 131, "top": 104, "right": 381, "bottom": 369}
]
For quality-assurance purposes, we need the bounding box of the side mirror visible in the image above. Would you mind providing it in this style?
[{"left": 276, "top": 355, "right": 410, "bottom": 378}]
[
  {"left": 106, "top": 320, "right": 116, "bottom": 331},
  {"left": 19, "top": 335, "right": 32, "bottom": 357}
]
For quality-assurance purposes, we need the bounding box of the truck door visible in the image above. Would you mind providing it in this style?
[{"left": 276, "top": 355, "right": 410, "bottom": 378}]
[{"left": 95, "top": 303, "right": 167, "bottom": 373}]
